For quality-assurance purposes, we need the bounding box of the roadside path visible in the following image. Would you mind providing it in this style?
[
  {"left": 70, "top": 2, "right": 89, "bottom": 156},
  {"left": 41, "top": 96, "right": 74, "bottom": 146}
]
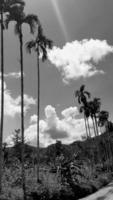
[{"left": 79, "top": 182, "right": 113, "bottom": 200}]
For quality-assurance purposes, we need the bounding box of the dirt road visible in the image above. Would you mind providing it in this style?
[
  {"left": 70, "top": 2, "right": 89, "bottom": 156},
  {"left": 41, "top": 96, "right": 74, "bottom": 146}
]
[{"left": 79, "top": 182, "right": 113, "bottom": 200}]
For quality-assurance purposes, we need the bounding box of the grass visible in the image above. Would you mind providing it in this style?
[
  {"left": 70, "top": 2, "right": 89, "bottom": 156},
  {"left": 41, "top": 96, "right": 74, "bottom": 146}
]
[
  {"left": 0, "top": 159, "right": 112, "bottom": 200},
  {"left": 0, "top": 165, "right": 62, "bottom": 200}
]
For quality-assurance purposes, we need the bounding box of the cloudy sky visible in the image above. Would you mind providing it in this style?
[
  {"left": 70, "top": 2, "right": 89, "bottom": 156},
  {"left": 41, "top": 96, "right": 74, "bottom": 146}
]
[{"left": 1, "top": 0, "right": 113, "bottom": 147}]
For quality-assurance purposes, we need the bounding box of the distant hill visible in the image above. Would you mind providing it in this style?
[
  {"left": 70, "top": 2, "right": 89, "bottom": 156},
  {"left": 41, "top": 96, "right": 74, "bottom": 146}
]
[{"left": 4, "top": 131, "right": 113, "bottom": 166}]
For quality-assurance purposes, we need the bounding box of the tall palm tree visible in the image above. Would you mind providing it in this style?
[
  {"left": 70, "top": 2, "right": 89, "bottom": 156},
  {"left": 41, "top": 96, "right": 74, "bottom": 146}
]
[
  {"left": 88, "top": 101, "right": 97, "bottom": 137},
  {"left": 75, "top": 85, "right": 91, "bottom": 138},
  {"left": 92, "top": 98, "right": 101, "bottom": 136},
  {"left": 26, "top": 24, "right": 53, "bottom": 182},
  {"left": 5, "top": 7, "right": 38, "bottom": 199},
  {"left": 0, "top": 3, "right": 4, "bottom": 194},
  {"left": 88, "top": 98, "right": 101, "bottom": 137},
  {"left": 80, "top": 105, "right": 91, "bottom": 138},
  {"left": 0, "top": 0, "right": 24, "bottom": 193},
  {"left": 75, "top": 85, "right": 90, "bottom": 105}
]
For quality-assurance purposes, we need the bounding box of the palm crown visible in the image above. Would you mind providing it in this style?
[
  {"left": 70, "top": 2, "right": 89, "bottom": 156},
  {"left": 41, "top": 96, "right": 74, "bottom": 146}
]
[
  {"left": 88, "top": 98, "right": 101, "bottom": 117},
  {"left": 26, "top": 23, "right": 53, "bottom": 60},
  {"left": 75, "top": 85, "right": 90, "bottom": 105},
  {"left": 0, "top": 0, "right": 25, "bottom": 30},
  {"left": 0, "top": 0, "right": 25, "bottom": 16},
  {"left": 5, "top": 5, "right": 39, "bottom": 35},
  {"left": 80, "top": 105, "right": 90, "bottom": 118}
]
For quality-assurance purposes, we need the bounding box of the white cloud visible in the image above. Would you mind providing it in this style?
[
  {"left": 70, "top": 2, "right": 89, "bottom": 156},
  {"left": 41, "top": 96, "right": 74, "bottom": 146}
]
[
  {"left": 24, "top": 105, "right": 88, "bottom": 147},
  {"left": 0, "top": 81, "right": 36, "bottom": 117},
  {"left": 61, "top": 106, "right": 79, "bottom": 119},
  {"left": 6, "top": 105, "right": 95, "bottom": 147},
  {"left": 48, "top": 39, "right": 113, "bottom": 83},
  {"left": 3, "top": 72, "right": 25, "bottom": 79},
  {"left": 30, "top": 114, "right": 37, "bottom": 123},
  {"left": 15, "top": 94, "right": 36, "bottom": 114}
]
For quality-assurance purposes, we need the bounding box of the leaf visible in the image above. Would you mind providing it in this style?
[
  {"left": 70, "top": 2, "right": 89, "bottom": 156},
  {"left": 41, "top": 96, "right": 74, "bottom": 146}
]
[
  {"left": 24, "top": 14, "right": 39, "bottom": 34},
  {"left": 80, "top": 85, "right": 85, "bottom": 92},
  {"left": 25, "top": 22, "right": 53, "bottom": 62},
  {"left": 26, "top": 40, "right": 36, "bottom": 53},
  {"left": 84, "top": 91, "right": 91, "bottom": 98}
]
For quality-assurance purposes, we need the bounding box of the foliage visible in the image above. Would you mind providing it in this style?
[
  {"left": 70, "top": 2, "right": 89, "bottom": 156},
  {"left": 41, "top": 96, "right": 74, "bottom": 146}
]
[{"left": 1, "top": 131, "right": 113, "bottom": 199}]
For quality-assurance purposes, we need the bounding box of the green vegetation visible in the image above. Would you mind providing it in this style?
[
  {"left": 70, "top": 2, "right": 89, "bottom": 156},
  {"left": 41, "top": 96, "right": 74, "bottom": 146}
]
[{"left": 0, "top": 129, "right": 113, "bottom": 200}]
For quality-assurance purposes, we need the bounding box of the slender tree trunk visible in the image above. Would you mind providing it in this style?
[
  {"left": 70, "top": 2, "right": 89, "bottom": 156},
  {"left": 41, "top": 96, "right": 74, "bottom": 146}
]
[
  {"left": 37, "top": 48, "right": 40, "bottom": 183},
  {"left": 19, "top": 28, "right": 26, "bottom": 200},
  {"left": 94, "top": 116, "right": 99, "bottom": 136},
  {"left": 84, "top": 114, "right": 88, "bottom": 138},
  {"left": 99, "top": 126, "right": 102, "bottom": 135},
  {"left": 87, "top": 118, "right": 91, "bottom": 138},
  {"left": 0, "top": 10, "right": 4, "bottom": 194},
  {"left": 92, "top": 117, "right": 97, "bottom": 137}
]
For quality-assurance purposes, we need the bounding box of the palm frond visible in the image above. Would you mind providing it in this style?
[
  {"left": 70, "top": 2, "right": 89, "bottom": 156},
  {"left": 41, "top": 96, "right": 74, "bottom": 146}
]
[
  {"left": 80, "top": 85, "right": 85, "bottom": 92},
  {"left": 14, "top": 22, "right": 21, "bottom": 35},
  {"left": 78, "top": 98, "right": 81, "bottom": 104},
  {"left": 79, "top": 106, "right": 84, "bottom": 113},
  {"left": 37, "top": 24, "right": 53, "bottom": 48},
  {"left": 26, "top": 21, "right": 53, "bottom": 62},
  {"left": 74, "top": 91, "right": 81, "bottom": 104},
  {"left": 26, "top": 40, "right": 36, "bottom": 53},
  {"left": 9, "top": 4, "right": 24, "bottom": 17},
  {"left": 94, "top": 98, "right": 100, "bottom": 102},
  {"left": 25, "top": 14, "right": 39, "bottom": 34},
  {"left": 3, "top": 0, "right": 25, "bottom": 14},
  {"left": 5, "top": 0, "right": 25, "bottom": 10},
  {"left": 5, "top": 5, "right": 24, "bottom": 29},
  {"left": 38, "top": 24, "right": 43, "bottom": 38},
  {"left": 45, "top": 38, "right": 53, "bottom": 49},
  {"left": 84, "top": 91, "right": 91, "bottom": 98},
  {"left": 5, "top": 13, "right": 13, "bottom": 29},
  {"left": 40, "top": 45, "right": 47, "bottom": 61},
  {"left": 8, "top": 0, "right": 25, "bottom": 7}
]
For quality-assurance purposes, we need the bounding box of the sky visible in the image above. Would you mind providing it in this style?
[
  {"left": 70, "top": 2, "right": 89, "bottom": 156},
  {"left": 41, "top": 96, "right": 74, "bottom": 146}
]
[{"left": 1, "top": 0, "right": 113, "bottom": 147}]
